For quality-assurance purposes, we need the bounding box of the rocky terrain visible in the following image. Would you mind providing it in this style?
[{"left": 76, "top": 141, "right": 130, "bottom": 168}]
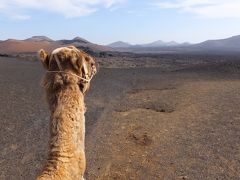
[{"left": 0, "top": 53, "right": 240, "bottom": 179}]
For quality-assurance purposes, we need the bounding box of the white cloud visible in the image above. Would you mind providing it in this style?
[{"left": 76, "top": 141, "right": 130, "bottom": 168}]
[
  {"left": 0, "top": 0, "right": 126, "bottom": 19},
  {"left": 154, "top": 0, "right": 240, "bottom": 19}
]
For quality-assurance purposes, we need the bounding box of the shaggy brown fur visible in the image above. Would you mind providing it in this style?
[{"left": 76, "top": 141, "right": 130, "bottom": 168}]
[{"left": 36, "top": 46, "right": 97, "bottom": 180}]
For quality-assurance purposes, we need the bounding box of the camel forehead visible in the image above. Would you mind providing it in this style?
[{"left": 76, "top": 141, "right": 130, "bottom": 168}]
[
  {"left": 52, "top": 47, "right": 78, "bottom": 55},
  {"left": 51, "top": 46, "right": 94, "bottom": 63}
]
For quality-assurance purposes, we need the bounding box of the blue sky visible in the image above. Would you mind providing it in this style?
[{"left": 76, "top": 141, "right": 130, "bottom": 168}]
[{"left": 0, "top": 0, "right": 240, "bottom": 45}]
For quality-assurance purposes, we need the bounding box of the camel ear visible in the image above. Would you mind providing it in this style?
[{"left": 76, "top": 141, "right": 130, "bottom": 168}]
[{"left": 38, "top": 49, "right": 49, "bottom": 70}]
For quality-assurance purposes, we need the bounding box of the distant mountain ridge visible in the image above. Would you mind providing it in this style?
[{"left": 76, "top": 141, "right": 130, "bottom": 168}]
[
  {"left": 108, "top": 35, "right": 240, "bottom": 54},
  {"left": 141, "top": 40, "right": 180, "bottom": 47},
  {"left": 25, "top": 36, "right": 53, "bottom": 42},
  {"left": 1, "top": 35, "right": 240, "bottom": 55},
  {"left": 108, "top": 40, "right": 189, "bottom": 48},
  {"left": 193, "top": 35, "right": 240, "bottom": 50},
  {"left": 0, "top": 36, "right": 111, "bottom": 55},
  {"left": 61, "top": 37, "right": 89, "bottom": 44},
  {"left": 108, "top": 41, "right": 132, "bottom": 48}
]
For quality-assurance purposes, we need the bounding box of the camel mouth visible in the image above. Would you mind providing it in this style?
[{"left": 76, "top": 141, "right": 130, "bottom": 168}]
[
  {"left": 77, "top": 64, "right": 97, "bottom": 94},
  {"left": 92, "top": 66, "right": 97, "bottom": 76},
  {"left": 88, "top": 60, "right": 98, "bottom": 80}
]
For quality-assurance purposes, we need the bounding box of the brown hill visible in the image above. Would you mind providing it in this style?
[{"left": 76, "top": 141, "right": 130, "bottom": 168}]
[{"left": 0, "top": 36, "right": 112, "bottom": 54}]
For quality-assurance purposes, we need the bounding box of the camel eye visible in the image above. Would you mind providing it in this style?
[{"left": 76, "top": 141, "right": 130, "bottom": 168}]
[{"left": 85, "top": 57, "right": 90, "bottom": 62}]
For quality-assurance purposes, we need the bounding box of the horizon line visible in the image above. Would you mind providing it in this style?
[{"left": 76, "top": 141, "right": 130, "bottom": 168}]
[{"left": 0, "top": 34, "right": 240, "bottom": 45}]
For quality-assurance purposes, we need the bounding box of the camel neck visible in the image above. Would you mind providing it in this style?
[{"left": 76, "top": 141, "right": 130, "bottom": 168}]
[
  {"left": 40, "top": 84, "right": 86, "bottom": 179},
  {"left": 50, "top": 84, "right": 85, "bottom": 152}
]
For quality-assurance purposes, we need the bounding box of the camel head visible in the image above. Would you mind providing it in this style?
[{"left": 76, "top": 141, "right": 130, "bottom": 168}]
[{"left": 38, "top": 46, "right": 97, "bottom": 94}]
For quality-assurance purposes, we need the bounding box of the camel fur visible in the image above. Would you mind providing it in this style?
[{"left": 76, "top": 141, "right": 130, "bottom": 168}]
[{"left": 36, "top": 46, "right": 97, "bottom": 180}]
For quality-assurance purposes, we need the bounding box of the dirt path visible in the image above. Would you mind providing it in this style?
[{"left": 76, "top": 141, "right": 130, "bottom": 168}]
[
  {"left": 0, "top": 57, "right": 240, "bottom": 180},
  {"left": 86, "top": 66, "right": 240, "bottom": 180}
]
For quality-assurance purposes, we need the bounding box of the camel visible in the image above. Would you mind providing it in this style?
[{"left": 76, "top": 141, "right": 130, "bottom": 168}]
[{"left": 36, "top": 46, "right": 97, "bottom": 180}]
